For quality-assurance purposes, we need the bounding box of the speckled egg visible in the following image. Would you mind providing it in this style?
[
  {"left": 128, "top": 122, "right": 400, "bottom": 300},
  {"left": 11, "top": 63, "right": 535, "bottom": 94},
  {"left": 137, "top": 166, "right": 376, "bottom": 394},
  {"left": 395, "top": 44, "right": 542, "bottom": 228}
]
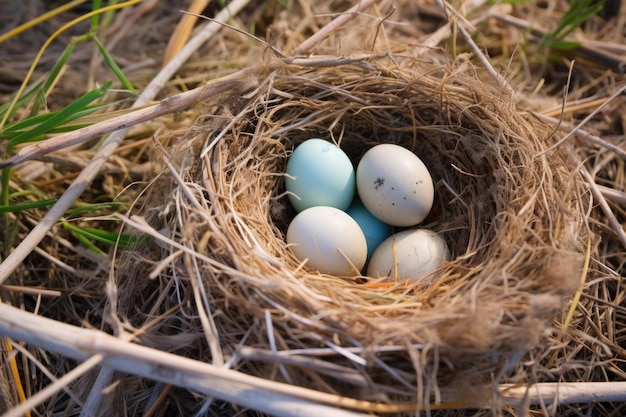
[{"left": 356, "top": 144, "right": 434, "bottom": 227}]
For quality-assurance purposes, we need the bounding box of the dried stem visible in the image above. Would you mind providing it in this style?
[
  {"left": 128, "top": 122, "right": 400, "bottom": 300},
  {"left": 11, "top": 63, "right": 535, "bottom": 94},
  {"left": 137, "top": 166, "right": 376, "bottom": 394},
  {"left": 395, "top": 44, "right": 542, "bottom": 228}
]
[
  {"left": 292, "top": 0, "right": 381, "bottom": 56},
  {"left": 3, "top": 304, "right": 626, "bottom": 413},
  {"left": 0, "top": 0, "right": 254, "bottom": 284}
]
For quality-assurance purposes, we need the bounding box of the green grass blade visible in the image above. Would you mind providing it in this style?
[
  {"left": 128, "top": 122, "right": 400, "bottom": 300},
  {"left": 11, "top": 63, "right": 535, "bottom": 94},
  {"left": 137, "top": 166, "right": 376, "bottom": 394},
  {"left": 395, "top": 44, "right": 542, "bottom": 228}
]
[
  {"left": 65, "top": 201, "right": 126, "bottom": 218},
  {"left": 3, "top": 104, "right": 107, "bottom": 140},
  {"left": 542, "top": 0, "right": 605, "bottom": 50},
  {"left": 30, "top": 41, "right": 78, "bottom": 116},
  {"left": 63, "top": 221, "right": 143, "bottom": 250},
  {"left": 0, "top": 198, "right": 58, "bottom": 213},
  {"left": 554, "top": 0, "right": 603, "bottom": 39},
  {"left": 101, "top": 0, "right": 120, "bottom": 28},
  {"left": 64, "top": 223, "right": 108, "bottom": 256},
  {"left": 76, "top": 227, "right": 141, "bottom": 247},
  {"left": 91, "top": 0, "right": 103, "bottom": 32},
  {"left": 4, "top": 103, "right": 104, "bottom": 133},
  {"left": 94, "top": 36, "right": 136, "bottom": 95},
  {"left": 8, "top": 81, "right": 112, "bottom": 148},
  {"left": 548, "top": 40, "right": 583, "bottom": 50},
  {"left": 1, "top": 166, "right": 13, "bottom": 257},
  {"left": 41, "top": 42, "right": 77, "bottom": 101},
  {"left": 1, "top": 167, "right": 9, "bottom": 206},
  {"left": 69, "top": 225, "right": 118, "bottom": 245}
]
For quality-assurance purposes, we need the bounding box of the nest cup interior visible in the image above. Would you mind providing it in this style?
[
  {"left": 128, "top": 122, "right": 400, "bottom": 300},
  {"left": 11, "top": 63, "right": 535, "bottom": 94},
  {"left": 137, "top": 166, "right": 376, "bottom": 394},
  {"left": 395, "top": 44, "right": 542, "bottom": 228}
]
[{"left": 182, "top": 61, "right": 588, "bottom": 398}]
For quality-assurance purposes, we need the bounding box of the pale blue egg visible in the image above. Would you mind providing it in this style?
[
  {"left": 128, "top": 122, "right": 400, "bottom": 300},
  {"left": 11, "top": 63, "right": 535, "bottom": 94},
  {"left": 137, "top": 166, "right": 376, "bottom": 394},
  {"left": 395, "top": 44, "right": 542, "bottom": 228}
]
[
  {"left": 346, "top": 200, "right": 393, "bottom": 259},
  {"left": 285, "top": 139, "right": 355, "bottom": 212}
]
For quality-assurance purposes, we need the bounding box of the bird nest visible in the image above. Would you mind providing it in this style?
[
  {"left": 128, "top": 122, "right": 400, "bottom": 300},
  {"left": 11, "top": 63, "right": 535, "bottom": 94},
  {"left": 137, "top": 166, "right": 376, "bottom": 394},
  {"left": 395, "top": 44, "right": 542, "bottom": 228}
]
[{"left": 131, "top": 55, "right": 591, "bottom": 408}]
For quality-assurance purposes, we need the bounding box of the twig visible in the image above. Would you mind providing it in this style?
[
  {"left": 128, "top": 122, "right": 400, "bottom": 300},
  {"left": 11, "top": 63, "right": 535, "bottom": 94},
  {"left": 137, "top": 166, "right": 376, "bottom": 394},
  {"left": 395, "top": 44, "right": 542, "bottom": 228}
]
[
  {"left": 597, "top": 184, "right": 626, "bottom": 206},
  {"left": 1, "top": 355, "right": 103, "bottom": 417},
  {"left": 490, "top": 13, "right": 626, "bottom": 73},
  {"left": 3, "top": 304, "right": 626, "bottom": 413},
  {"left": 532, "top": 112, "right": 626, "bottom": 161},
  {"left": 186, "top": 252, "right": 225, "bottom": 366},
  {"left": 432, "top": 0, "right": 515, "bottom": 97},
  {"left": 0, "top": 0, "right": 254, "bottom": 285},
  {"left": 0, "top": 285, "right": 61, "bottom": 297},
  {"left": 500, "top": 382, "right": 626, "bottom": 405},
  {"left": 292, "top": 0, "right": 381, "bottom": 56},
  {"left": 0, "top": 303, "right": 376, "bottom": 417},
  {"left": 0, "top": 76, "right": 251, "bottom": 170},
  {"left": 455, "top": 23, "right": 516, "bottom": 98},
  {"left": 79, "top": 366, "right": 115, "bottom": 417},
  {"left": 537, "top": 85, "right": 626, "bottom": 157},
  {"left": 581, "top": 167, "right": 626, "bottom": 249}
]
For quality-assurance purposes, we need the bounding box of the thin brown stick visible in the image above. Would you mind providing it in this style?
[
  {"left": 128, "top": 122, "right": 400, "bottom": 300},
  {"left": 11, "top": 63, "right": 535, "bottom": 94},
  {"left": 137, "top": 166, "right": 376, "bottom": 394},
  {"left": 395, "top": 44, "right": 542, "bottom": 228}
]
[
  {"left": 500, "top": 382, "right": 626, "bottom": 405},
  {"left": 597, "top": 184, "right": 626, "bottom": 206},
  {"left": 537, "top": 85, "right": 626, "bottom": 156},
  {"left": 0, "top": 285, "right": 61, "bottom": 297},
  {"left": 292, "top": 0, "right": 381, "bottom": 56},
  {"left": 434, "top": 0, "right": 514, "bottom": 97},
  {"left": 581, "top": 167, "right": 626, "bottom": 249},
  {"left": 142, "top": 384, "right": 172, "bottom": 417},
  {"left": 532, "top": 112, "right": 626, "bottom": 161},
  {"left": 0, "top": 0, "right": 254, "bottom": 285},
  {"left": 456, "top": 23, "right": 515, "bottom": 97},
  {"left": 0, "top": 75, "right": 251, "bottom": 170},
  {"left": 490, "top": 13, "right": 626, "bottom": 73},
  {"left": 0, "top": 77, "right": 251, "bottom": 286},
  {"left": 0, "top": 303, "right": 378, "bottom": 416},
  {"left": 3, "top": 304, "right": 626, "bottom": 412}
]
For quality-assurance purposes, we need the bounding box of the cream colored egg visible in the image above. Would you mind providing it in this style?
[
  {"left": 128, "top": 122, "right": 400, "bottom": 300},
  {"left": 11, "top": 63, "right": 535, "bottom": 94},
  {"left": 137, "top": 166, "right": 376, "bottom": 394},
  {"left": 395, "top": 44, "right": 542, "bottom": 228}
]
[
  {"left": 356, "top": 144, "right": 434, "bottom": 227},
  {"left": 287, "top": 206, "right": 367, "bottom": 276},
  {"left": 367, "top": 229, "right": 449, "bottom": 283}
]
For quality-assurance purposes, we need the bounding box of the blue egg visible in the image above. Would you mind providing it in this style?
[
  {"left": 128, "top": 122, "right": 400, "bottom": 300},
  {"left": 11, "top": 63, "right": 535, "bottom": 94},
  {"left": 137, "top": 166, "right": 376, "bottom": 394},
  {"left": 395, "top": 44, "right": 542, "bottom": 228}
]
[
  {"left": 285, "top": 139, "right": 355, "bottom": 212},
  {"left": 346, "top": 200, "right": 393, "bottom": 259}
]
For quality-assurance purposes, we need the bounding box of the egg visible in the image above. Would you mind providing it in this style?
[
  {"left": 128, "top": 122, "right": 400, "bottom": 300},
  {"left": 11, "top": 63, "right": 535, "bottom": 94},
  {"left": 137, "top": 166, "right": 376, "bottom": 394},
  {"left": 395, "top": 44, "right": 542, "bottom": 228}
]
[
  {"left": 367, "top": 229, "right": 450, "bottom": 283},
  {"left": 356, "top": 144, "right": 434, "bottom": 226},
  {"left": 346, "top": 200, "right": 392, "bottom": 259},
  {"left": 287, "top": 206, "right": 367, "bottom": 276},
  {"left": 285, "top": 139, "right": 356, "bottom": 212}
]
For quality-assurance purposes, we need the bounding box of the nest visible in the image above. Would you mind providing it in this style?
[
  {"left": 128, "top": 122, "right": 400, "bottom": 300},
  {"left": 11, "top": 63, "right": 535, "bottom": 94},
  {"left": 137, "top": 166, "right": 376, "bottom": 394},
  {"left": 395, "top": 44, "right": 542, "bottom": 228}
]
[{"left": 136, "top": 55, "right": 591, "bottom": 408}]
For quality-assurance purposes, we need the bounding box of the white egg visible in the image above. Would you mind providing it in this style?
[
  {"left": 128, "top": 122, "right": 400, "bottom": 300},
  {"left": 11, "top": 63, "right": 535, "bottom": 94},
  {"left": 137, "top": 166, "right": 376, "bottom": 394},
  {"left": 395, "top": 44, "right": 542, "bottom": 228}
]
[
  {"left": 367, "top": 229, "right": 450, "bottom": 283},
  {"left": 287, "top": 206, "right": 367, "bottom": 276},
  {"left": 356, "top": 144, "right": 434, "bottom": 227}
]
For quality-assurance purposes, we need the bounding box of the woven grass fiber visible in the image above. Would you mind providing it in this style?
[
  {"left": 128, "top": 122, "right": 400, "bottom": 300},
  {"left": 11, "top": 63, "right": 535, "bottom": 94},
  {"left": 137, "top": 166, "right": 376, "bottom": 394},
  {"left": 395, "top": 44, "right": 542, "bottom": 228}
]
[{"left": 126, "top": 53, "right": 592, "bottom": 408}]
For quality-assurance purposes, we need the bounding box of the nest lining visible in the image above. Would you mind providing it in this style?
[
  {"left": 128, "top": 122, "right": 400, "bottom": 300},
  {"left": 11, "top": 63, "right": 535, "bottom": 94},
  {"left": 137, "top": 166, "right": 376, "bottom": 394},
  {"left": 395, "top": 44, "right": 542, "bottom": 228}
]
[{"left": 146, "top": 56, "right": 591, "bottom": 402}]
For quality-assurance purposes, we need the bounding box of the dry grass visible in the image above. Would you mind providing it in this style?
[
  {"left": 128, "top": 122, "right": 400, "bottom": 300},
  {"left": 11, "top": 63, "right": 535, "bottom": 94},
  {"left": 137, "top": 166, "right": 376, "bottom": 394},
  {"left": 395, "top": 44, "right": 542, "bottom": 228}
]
[{"left": 0, "top": 0, "right": 625, "bottom": 416}]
